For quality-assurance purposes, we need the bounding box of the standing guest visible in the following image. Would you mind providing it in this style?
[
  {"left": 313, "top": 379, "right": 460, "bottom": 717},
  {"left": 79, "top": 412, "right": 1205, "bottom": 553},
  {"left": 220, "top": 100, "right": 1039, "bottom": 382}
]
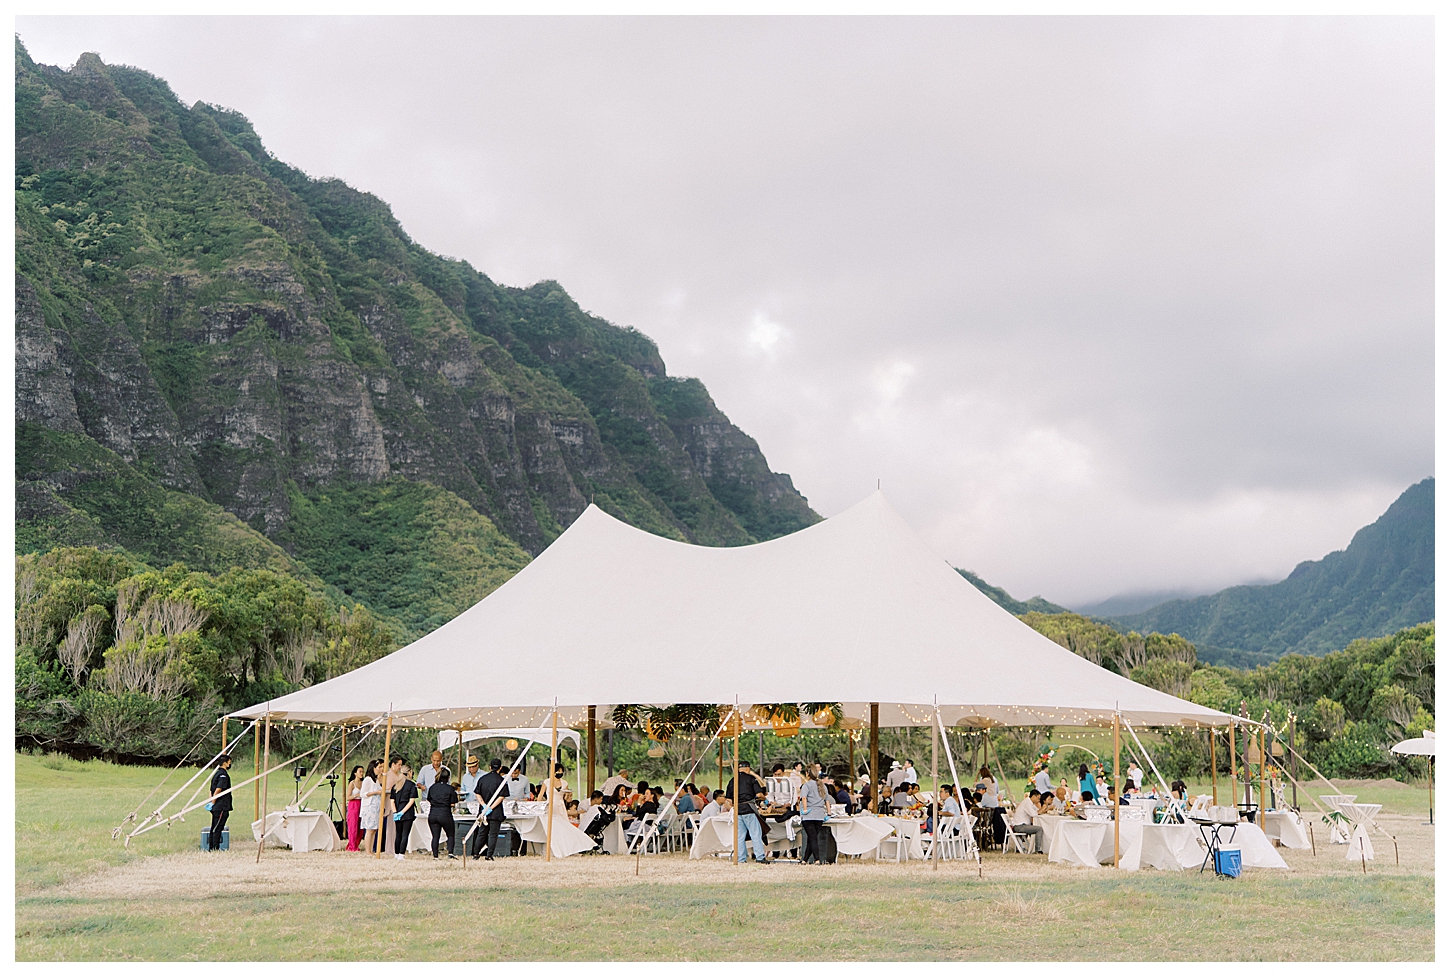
[
  {"left": 460, "top": 755, "right": 482, "bottom": 806},
  {"left": 361, "top": 760, "right": 384, "bottom": 855},
  {"left": 1034, "top": 765, "right": 1053, "bottom": 795},
  {"left": 390, "top": 764, "right": 419, "bottom": 860},
  {"left": 471, "top": 758, "right": 507, "bottom": 860},
  {"left": 725, "top": 760, "right": 771, "bottom": 864},
  {"left": 1077, "top": 764, "right": 1099, "bottom": 802},
  {"left": 419, "top": 751, "right": 445, "bottom": 790},
  {"left": 797, "top": 767, "right": 829, "bottom": 864},
  {"left": 977, "top": 765, "right": 1005, "bottom": 847},
  {"left": 786, "top": 762, "right": 805, "bottom": 793},
  {"left": 886, "top": 760, "right": 908, "bottom": 793},
  {"left": 600, "top": 768, "right": 632, "bottom": 798},
  {"left": 206, "top": 754, "right": 233, "bottom": 851},
  {"left": 382, "top": 756, "right": 405, "bottom": 853},
  {"left": 345, "top": 765, "right": 364, "bottom": 851},
  {"left": 506, "top": 766, "right": 531, "bottom": 800},
  {"left": 1126, "top": 761, "right": 1143, "bottom": 792},
  {"left": 902, "top": 760, "right": 919, "bottom": 786},
  {"left": 426, "top": 766, "right": 460, "bottom": 859}
]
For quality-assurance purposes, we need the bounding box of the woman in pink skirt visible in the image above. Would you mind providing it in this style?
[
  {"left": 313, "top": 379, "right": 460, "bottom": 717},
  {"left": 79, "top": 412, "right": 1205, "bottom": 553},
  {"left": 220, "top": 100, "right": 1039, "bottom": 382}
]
[{"left": 345, "top": 765, "right": 364, "bottom": 851}]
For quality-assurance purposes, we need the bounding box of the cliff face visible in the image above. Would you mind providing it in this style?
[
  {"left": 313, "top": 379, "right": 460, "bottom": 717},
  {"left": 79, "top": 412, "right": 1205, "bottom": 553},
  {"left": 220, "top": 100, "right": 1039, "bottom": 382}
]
[{"left": 15, "top": 42, "right": 819, "bottom": 613}]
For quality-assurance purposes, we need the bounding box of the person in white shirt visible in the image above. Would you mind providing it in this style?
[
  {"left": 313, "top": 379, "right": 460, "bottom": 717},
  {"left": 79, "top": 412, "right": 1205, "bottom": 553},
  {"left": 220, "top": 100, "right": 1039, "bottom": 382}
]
[
  {"left": 902, "top": 760, "right": 919, "bottom": 785},
  {"left": 1033, "top": 766, "right": 1052, "bottom": 795},
  {"left": 599, "top": 768, "right": 632, "bottom": 798},
  {"left": 699, "top": 791, "right": 728, "bottom": 819},
  {"left": 1126, "top": 762, "right": 1143, "bottom": 791},
  {"left": 787, "top": 762, "right": 805, "bottom": 792},
  {"left": 1008, "top": 790, "right": 1047, "bottom": 853},
  {"left": 506, "top": 768, "right": 531, "bottom": 800},
  {"left": 940, "top": 784, "right": 963, "bottom": 817},
  {"left": 418, "top": 751, "right": 445, "bottom": 790}
]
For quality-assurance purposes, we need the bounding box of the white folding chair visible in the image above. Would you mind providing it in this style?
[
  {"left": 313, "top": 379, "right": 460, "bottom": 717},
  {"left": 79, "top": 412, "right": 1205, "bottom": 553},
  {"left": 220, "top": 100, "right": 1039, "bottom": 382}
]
[{"left": 876, "top": 823, "right": 911, "bottom": 862}]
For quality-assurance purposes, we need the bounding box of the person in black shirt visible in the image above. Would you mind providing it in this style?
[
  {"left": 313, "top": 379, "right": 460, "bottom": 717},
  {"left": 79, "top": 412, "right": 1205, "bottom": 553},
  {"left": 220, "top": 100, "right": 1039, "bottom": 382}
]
[
  {"left": 426, "top": 766, "right": 460, "bottom": 859},
  {"left": 470, "top": 758, "right": 507, "bottom": 859},
  {"left": 390, "top": 765, "right": 419, "bottom": 860},
  {"left": 725, "top": 760, "right": 771, "bottom": 864},
  {"left": 207, "top": 754, "right": 233, "bottom": 851}
]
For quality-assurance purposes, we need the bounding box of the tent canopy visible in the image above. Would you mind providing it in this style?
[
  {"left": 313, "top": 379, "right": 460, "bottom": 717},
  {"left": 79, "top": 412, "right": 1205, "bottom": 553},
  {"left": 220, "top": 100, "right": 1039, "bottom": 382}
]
[
  {"left": 232, "top": 491, "right": 1232, "bottom": 731},
  {"left": 1390, "top": 731, "right": 1436, "bottom": 757}
]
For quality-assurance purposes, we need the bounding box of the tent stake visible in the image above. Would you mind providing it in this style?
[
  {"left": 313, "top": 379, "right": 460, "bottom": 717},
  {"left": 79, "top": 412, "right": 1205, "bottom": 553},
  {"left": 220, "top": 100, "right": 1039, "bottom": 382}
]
[
  {"left": 1113, "top": 712, "right": 1120, "bottom": 869},
  {"left": 256, "top": 710, "right": 271, "bottom": 864}
]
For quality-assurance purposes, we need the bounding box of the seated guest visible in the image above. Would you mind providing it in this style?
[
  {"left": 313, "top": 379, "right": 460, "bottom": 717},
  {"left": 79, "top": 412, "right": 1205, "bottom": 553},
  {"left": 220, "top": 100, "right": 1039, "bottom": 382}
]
[
  {"left": 940, "top": 784, "right": 963, "bottom": 817},
  {"left": 890, "top": 783, "right": 912, "bottom": 811},
  {"left": 565, "top": 798, "right": 581, "bottom": 825},
  {"left": 626, "top": 780, "right": 650, "bottom": 810},
  {"left": 903, "top": 783, "right": 927, "bottom": 815},
  {"left": 1008, "top": 790, "right": 1047, "bottom": 853},
  {"left": 834, "top": 781, "right": 854, "bottom": 814},
  {"left": 676, "top": 784, "right": 698, "bottom": 814},
  {"left": 699, "top": 790, "right": 727, "bottom": 819}
]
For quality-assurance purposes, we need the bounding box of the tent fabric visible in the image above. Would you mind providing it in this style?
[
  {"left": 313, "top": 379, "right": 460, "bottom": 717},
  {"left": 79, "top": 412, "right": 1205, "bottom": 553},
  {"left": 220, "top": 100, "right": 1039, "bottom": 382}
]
[
  {"left": 1390, "top": 732, "right": 1436, "bottom": 757},
  {"left": 231, "top": 491, "right": 1232, "bottom": 730}
]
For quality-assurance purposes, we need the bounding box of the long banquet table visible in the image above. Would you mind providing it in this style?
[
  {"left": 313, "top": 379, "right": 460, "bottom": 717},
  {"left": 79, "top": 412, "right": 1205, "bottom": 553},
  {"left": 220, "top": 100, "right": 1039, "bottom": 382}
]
[{"left": 1038, "top": 814, "right": 1210, "bottom": 871}]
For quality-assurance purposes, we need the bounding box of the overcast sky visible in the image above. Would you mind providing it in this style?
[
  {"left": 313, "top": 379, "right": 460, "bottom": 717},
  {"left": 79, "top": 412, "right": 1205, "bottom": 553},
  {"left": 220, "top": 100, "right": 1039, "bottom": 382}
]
[{"left": 18, "top": 16, "right": 1434, "bottom": 606}]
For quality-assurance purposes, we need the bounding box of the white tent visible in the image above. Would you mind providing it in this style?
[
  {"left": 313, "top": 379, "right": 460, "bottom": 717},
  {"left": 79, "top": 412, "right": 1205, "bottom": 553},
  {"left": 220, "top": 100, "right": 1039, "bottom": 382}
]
[{"left": 231, "top": 491, "right": 1231, "bottom": 731}]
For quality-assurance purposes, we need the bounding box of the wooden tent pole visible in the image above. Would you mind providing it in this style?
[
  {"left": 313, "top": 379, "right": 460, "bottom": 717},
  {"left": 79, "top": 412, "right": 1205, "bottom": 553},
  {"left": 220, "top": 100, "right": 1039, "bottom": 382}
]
[
  {"left": 931, "top": 701, "right": 939, "bottom": 871},
  {"left": 1258, "top": 727, "right": 1267, "bottom": 827},
  {"left": 546, "top": 706, "right": 558, "bottom": 863},
  {"left": 256, "top": 711, "right": 271, "bottom": 863},
  {"left": 340, "top": 724, "right": 348, "bottom": 845},
  {"left": 376, "top": 712, "right": 393, "bottom": 858},
  {"left": 869, "top": 703, "right": 880, "bottom": 813},
  {"left": 1112, "top": 712, "right": 1121, "bottom": 869},
  {"left": 221, "top": 717, "right": 228, "bottom": 755},
  {"left": 1210, "top": 729, "right": 1217, "bottom": 805},
  {"left": 732, "top": 699, "right": 741, "bottom": 865},
  {"left": 587, "top": 706, "right": 597, "bottom": 798},
  {"left": 253, "top": 720, "right": 261, "bottom": 823},
  {"left": 1229, "top": 721, "right": 1238, "bottom": 809}
]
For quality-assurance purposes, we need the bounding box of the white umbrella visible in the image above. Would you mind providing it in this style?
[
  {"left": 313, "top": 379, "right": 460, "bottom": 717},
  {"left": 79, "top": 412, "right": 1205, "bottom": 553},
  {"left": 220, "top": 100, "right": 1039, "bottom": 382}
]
[{"left": 1390, "top": 731, "right": 1434, "bottom": 824}]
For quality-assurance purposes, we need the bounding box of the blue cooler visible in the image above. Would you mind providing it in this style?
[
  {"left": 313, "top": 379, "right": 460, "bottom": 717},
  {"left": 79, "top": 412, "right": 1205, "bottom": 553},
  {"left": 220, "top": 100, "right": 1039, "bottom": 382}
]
[
  {"left": 201, "top": 827, "right": 229, "bottom": 851},
  {"left": 1213, "top": 846, "right": 1241, "bottom": 878}
]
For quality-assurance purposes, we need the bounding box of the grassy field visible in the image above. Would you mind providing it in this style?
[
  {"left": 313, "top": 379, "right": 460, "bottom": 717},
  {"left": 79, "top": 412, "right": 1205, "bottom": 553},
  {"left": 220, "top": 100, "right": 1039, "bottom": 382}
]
[{"left": 14, "top": 753, "right": 1436, "bottom": 961}]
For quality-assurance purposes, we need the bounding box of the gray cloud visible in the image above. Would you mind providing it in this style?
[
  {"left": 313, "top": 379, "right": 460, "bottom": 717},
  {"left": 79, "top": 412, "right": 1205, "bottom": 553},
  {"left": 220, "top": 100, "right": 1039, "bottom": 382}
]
[{"left": 17, "top": 16, "right": 1433, "bottom": 605}]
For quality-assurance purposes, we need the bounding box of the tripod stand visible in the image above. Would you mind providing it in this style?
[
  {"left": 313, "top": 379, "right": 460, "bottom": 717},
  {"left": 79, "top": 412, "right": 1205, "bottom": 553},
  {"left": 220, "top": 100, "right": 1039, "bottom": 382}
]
[{"left": 325, "top": 774, "right": 342, "bottom": 822}]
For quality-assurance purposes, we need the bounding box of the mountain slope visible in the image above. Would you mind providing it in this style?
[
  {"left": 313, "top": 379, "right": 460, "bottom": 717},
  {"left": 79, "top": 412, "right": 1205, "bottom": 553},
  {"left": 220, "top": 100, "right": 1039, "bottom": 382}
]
[
  {"left": 1116, "top": 478, "right": 1434, "bottom": 664},
  {"left": 955, "top": 569, "right": 1069, "bottom": 615},
  {"left": 14, "top": 44, "right": 819, "bottom": 621}
]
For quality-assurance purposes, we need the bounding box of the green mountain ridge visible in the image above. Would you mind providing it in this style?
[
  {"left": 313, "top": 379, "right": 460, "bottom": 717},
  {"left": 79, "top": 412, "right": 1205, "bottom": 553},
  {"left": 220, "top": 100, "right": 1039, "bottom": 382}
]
[
  {"left": 1114, "top": 478, "right": 1434, "bottom": 666},
  {"left": 14, "top": 43, "right": 819, "bottom": 634}
]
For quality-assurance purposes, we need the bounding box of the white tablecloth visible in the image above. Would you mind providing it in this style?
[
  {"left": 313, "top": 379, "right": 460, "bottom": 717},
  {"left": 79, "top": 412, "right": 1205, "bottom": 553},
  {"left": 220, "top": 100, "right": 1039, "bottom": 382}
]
[
  {"left": 877, "top": 817, "right": 927, "bottom": 860},
  {"left": 250, "top": 809, "right": 338, "bottom": 852},
  {"left": 688, "top": 814, "right": 797, "bottom": 859},
  {"left": 1043, "top": 817, "right": 1205, "bottom": 871},
  {"left": 823, "top": 815, "right": 896, "bottom": 856},
  {"left": 508, "top": 813, "right": 595, "bottom": 857},
  {"left": 1264, "top": 809, "right": 1312, "bottom": 850}
]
